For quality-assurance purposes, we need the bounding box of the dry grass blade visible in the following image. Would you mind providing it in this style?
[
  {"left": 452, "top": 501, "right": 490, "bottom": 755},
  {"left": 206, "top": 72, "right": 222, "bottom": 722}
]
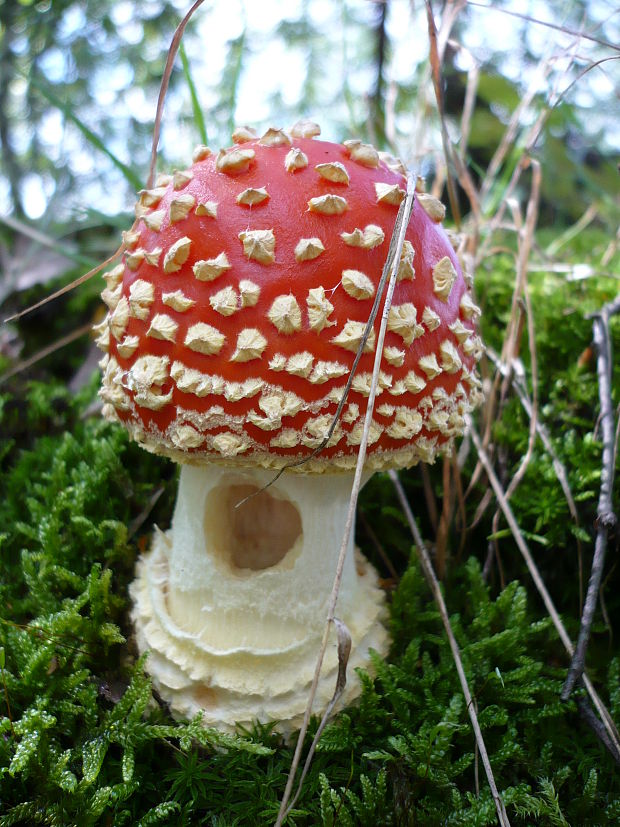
[
  {"left": 562, "top": 295, "right": 620, "bottom": 698},
  {"left": 275, "top": 176, "right": 416, "bottom": 826},
  {"left": 487, "top": 167, "right": 541, "bottom": 549},
  {"left": 425, "top": 0, "right": 462, "bottom": 229},
  {"left": 128, "top": 487, "right": 166, "bottom": 540},
  {"left": 235, "top": 176, "right": 415, "bottom": 510},
  {"left": 466, "top": 2, "right": 620, "bottom": 51},
  {"left": 358, "top": 511, "right": 399, "bottom": 581},
  {"left": 147, "top": 0, "right": 208, "bottom": 189},
  {"left": 545, "top": 204, "right": 598, "bottom": 258},
  {"left": 484, "top": 348, "right": 583, "bottom": 617},
  {"left": 0, "top": 212, "right": 95, "bottom": 270},
  {"left": 0, "top": 322, "right": 93, "bottom": 386},
  {"left": 486, "top": 349, "right": 580, "bottom": 527},
  {"left": 388, "top": 469, "right": 511, "bottom": 827},
  {"left": 279, "top": 619, "right": 352, "bottom": 818},
  {"left": 3, "top": 247, "right": 125, "bottom": 325},
  {"left": 457, "top": 53, "right": 479, "bottom": 164},
  {"left": 468, "top": 417, "right": 620, "bottom": 761}
]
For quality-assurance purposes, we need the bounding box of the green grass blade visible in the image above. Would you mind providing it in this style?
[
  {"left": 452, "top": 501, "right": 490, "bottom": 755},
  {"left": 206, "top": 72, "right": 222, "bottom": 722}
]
[
  {"left": 29, "top": 75, "right": 143, "bottom": 191},
  {"left": 179, "top": 42, "right": 208, "bottom": 146}
]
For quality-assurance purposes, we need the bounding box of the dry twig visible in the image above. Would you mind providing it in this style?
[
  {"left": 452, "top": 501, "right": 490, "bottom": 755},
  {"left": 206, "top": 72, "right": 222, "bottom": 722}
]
[
  {"left": 468, "top": 417, "right": 620, "bottom": 763},
  {"left": 562, "top": 295, "right": 620, "bottom": 699}
]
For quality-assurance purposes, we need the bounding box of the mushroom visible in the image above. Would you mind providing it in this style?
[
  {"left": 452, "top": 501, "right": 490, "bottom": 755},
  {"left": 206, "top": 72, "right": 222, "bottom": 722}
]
[{"left": 97, "top": 122, "right": 483, "bottom": 731}]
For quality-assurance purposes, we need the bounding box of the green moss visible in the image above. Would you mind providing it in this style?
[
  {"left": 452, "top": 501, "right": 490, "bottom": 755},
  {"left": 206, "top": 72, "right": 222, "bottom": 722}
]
[{"left": 1, "top": 228, "right": 619, "bottom": 823}]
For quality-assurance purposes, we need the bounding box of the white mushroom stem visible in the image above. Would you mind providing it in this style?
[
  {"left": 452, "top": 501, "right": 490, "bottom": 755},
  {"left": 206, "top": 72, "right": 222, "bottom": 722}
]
[{"left": 131, "top": 463, "right": 388, "bottom": 732}]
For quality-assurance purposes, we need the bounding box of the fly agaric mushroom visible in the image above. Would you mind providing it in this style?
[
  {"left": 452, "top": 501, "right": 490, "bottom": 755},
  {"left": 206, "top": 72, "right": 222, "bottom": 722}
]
[{"left": 97, "top": 121, "right": 483, "bottom": 731}]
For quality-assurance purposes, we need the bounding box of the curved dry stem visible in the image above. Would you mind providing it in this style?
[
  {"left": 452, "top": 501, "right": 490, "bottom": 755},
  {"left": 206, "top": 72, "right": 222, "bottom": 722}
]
[
  {"left": 389, "top": 469, "right": 511, "bottom": 827},
  {"left": 0, "top": 322, "right": 93, "bottom": 386},
  {"left": 3, "top": 245, "right": 125, "bottom": 325},
  {"left": 468, "top": 417, "right": 620, "bottom": 762},
  {"left": 275, "top": 176, "right": 416, "bottom": 826},
  {"left": 562, "top": 296, "right": 620, "bottom": 698},
  {"left": 147, "top": 0, "right": 208, "bottom": 190}
]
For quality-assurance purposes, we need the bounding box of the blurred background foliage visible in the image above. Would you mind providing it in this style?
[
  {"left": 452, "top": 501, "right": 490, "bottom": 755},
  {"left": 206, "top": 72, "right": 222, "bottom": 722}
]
[
  {"left": 0, "top": 0, "right": 618, "bottom": 225},
  {"left": 0, "top": 0, "right": 617, "bottom": 321}
]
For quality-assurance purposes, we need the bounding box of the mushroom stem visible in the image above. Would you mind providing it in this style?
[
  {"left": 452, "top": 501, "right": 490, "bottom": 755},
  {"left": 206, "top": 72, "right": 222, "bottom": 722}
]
[{"left": 131, "top": 463, "right": 388, "bottom": 731}]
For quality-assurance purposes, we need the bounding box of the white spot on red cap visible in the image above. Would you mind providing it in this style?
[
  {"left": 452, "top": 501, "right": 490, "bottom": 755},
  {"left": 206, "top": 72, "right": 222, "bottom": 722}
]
[
  {"left": 284, "top": 148, "right": 308, "bottom": 172},
  {"left": 195, "top": 201, "right": 218, "bottom": 218},
  {"left": 342, "top": 269, "right": 375, "bottom": 301},
  {"left": 432, "top": 256, "right": 457, "bottom": 302},
  {"left": 129, "top": 279, "right": 155, "bottom": 320},
  {"left": 343, "top": 140, "right": 379, "bottom": 168},
  {"left": 231, "top": 328, "right": 268, "bottom": 362},
  {"left": 375, "top": 182, "right": 406, "bottom": 206},
  {"left": 170, "top": 193, "right": 196, "bottom": 223},
  {"left": 163, "top": 237, "right": 192, "bottom": 273},
  {"left": 268, "top": 295, "right": 302, "bottom": 334},
  {"left": 295, "top": 237, "right": 325, "bottom": 262},
  {"left": 306, "top": 287, "right": 334, "bottom": 332},
  {"left": 236, "top": 187, "right": 269, "bottom": 207},
  {"left": 162, "top": 290, "right": 195, "bottom": 312},
  {"left": 315, "top": 162, "right": 350, "bottom": 185},
  {"left": 184, "top": 323, "right": 225, "bottom": 355},
  {"left": 331, "top": 320, "right": 375, "bottom": 353},
  {"left": 193, "top": 252, "right": 231, "bottom": 281},
  {"left": 308, "top": 194, "right": 348, "bottom": 215},
  {"left": 418, "top": 353, "right": 442, "bottom": 379},
  {"left": 239, "top": 229, "right": 276, "bottom": 264},
  {"left": 341, "top": 224, "right": 384, "bottom": 249},
  {"left": 216, "top": 147, "right": 255, "bottom": 174},
  {"left": 147, "top": 313, "right": 178, "bottom": 343}
]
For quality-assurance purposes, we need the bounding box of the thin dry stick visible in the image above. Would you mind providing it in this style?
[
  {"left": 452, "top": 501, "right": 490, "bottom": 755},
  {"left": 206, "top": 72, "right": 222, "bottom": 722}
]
[
  {"left": 146, "top": 0, "right": 207, "bottom": 189},
  {"left": 486, "top": 349, "right": 580, "bottom": 527},
  {"left": 471, "top": 155, "right": 542, "bottom": 497},
  {"left": 389, "top": 469, "right": 511, "bottom": 827},
  {"left": 457, "top": 53, "right": 479, "bottom": 164},
  {"left": 493, "top": 177, "right": 541, "bottom": 504},
  {"left": 358, "top": 511, "right": 399, "bottom": 582},
  {"left": 465, "top": 2, "right": 620, "bottom": 52},
  {"left": 562, "top": 294, "right": 620, "bottom": 699},
  {"left": 545, "top": 203, "right": 598, "bottom": 258},
  {"left": 275, "top": 176, "right": 417, "bottom": 826},
  {"left": 425, "top": 0, "right": 462, "bottom": 229},
  {"left": 477, "top": 33, "right": 584, "bottom": 265},
  {"left": 276, "top": 619, "right": 352, "bottom": 821},
  {"left": 486, "top": 300, "right": 585, "bottom": 604},
  {"left": 468, "top": 417, "right": 620, "bottom": 760},
  {"left": 0, "top": 322, "right": 94, "bottom": 385},
  {"left": 435, "top": 456, "right": 453, "bottom": 579},
  {"left": 420, "top": 464, "right": 440, "bottom": 534},
  {"left": 235, "top": 176, "right": 414, "bottom": 509},
  {"left": 3, "top": 247, "right": 125, "bottom": 325}
]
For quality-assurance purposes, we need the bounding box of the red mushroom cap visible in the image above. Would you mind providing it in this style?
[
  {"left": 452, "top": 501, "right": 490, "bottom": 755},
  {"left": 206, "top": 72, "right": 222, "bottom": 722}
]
[{"left": 97, "top": 123, "right": 483, "bottom": 472}]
